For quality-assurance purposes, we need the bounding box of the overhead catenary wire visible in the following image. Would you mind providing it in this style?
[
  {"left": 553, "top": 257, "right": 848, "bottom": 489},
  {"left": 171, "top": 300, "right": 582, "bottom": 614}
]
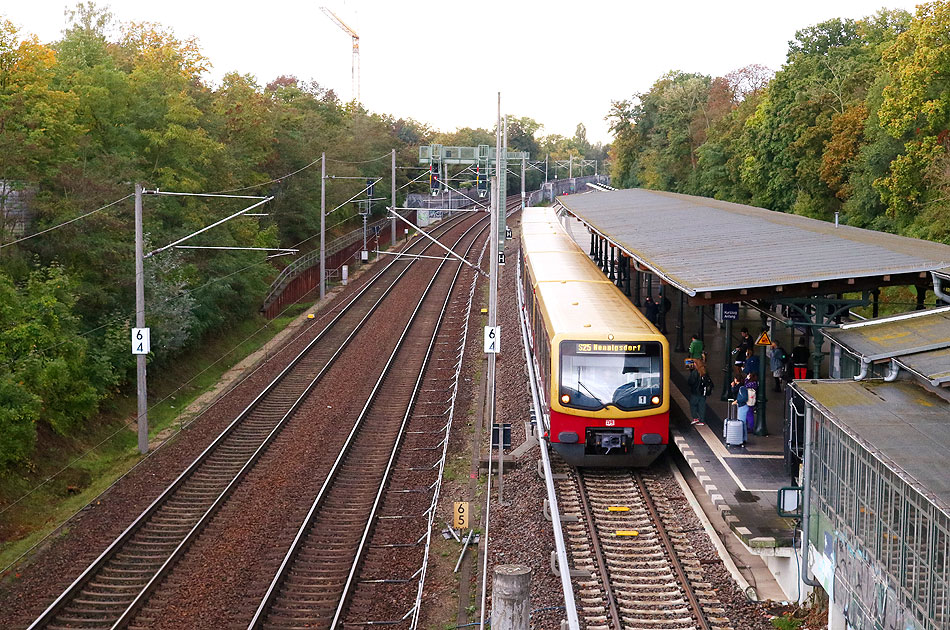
[{"left": 0, "top": 204, "right": 386, "bottom": 367}]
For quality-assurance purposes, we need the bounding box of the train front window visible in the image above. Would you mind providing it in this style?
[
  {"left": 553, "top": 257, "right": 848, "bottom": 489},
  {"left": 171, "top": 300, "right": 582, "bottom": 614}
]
[{"left": 559, "top": 341, "right": 662, "bottom": 411}]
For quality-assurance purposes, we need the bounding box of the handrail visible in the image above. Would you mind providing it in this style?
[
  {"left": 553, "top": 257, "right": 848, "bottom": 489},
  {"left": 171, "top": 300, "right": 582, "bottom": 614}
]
[{"left": 261, "top": 212, "right": 409, "bottom": 310}]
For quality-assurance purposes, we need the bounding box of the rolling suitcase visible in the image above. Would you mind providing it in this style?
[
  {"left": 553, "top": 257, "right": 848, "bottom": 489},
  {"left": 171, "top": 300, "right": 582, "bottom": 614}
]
[{"left": 724, "top": 400, "right": 746, "bottom": 446}]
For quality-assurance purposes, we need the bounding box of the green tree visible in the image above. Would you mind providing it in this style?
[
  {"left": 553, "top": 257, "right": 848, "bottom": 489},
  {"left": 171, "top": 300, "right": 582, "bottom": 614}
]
[
  {"left": 0, "top": 19, "right": 80, "bottom": 246},
  {"left": 877, "top": 1, "right": 950, "bottom": 241},
  {"left": 0, "top": 266, "right": 116, "bottom": 468}
]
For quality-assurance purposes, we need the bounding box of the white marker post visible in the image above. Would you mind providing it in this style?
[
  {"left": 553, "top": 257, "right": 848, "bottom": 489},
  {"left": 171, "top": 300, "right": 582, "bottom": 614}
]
[{"left": 484, "top": 326, "right": 500, "bottom": 354}]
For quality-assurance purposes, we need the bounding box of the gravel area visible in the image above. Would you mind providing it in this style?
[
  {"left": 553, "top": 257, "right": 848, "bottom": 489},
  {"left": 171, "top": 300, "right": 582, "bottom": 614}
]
[{"left": 645, "top": 465, "right": 780, "bottom": 630}]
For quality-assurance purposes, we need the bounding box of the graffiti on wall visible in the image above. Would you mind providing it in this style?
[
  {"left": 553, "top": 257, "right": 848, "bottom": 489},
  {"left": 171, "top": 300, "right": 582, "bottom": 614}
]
[{"left": 833, "top": 534, "right": 922, "bottom": 630}]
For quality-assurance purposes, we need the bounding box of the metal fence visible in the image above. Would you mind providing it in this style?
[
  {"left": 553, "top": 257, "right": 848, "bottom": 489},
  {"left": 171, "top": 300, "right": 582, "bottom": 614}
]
[
  {"left": 804, "top": 398, "right": 948, "bottom": 630},
  {"left": 529, "top": 175, "right": 611, "bottom": 205},
  {"left": 260, "top": 212, "right": 411, "bottom": 318}
]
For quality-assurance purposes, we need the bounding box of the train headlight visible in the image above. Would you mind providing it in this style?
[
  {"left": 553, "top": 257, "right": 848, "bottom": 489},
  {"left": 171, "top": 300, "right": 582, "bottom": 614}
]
[
  {"left": 561, "top": 394, "right": 571, "bottom": 404},
  {"left": 651, "top": 396, "right": 660, "bottom": 405}
]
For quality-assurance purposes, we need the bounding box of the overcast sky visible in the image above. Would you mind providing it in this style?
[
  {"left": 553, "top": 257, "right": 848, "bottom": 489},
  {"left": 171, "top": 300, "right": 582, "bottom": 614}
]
[{"left": 3, "top": 0, "right": 925, "bottom": 145}]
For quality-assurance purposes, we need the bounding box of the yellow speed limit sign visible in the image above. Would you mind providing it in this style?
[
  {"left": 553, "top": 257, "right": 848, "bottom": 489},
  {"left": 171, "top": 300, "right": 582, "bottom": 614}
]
[{"left": 453, "top": 501, "right": 470, "bottom": 530}]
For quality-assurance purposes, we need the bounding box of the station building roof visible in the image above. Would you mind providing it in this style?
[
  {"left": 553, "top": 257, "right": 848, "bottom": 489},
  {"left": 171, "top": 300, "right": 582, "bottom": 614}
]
[
  {"left": 794, "top": 379, "right": 950, "bottom": 513},
  {"left": 555, "top": 189, "right": 950, "bottom": 304},
  {"left": 824, "top": 307, "right": 950, "bottom": 386}
]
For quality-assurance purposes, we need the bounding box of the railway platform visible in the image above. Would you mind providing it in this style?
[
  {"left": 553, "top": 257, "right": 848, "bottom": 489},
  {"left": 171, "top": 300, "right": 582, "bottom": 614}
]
[{"left": 664, "top": 301, "right": 796, "bottom": 549}]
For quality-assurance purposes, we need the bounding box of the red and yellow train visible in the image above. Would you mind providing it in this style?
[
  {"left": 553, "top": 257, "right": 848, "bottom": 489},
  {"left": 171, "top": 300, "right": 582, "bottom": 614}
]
[{"left": 519, "top": 207, "right": 669, "bottom": 467}]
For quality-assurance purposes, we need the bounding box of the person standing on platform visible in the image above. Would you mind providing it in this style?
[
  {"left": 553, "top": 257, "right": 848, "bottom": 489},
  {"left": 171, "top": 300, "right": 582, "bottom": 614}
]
[
  {"left": 769, "top": 342, "right": 787, "bottom": 392},
  {"left": 687, "top": 359, "right": 710, "bottom": 425},
  {"left": 729, "top": 374, "right": 743, "bottom": 400},
  {"left": 733, "top": 327, "right": 753, "bottom": 377},
  {"left": 744, "top": 371, "right": 759, "bottom": 431},
  {"left": 688, "top": 334, "right": 704, "bottom": 359},
  {"left": 742, "top": 348, "right": 760, "bottom": 377},
  {"left": 792, "top": 337, "right": 810, "bottom": 379},
  {"left": 659, "top": 294, "right": 672, "bottom": 331},
  {"left": 645, "top": 297, "right": 658, "bottom": 325}
]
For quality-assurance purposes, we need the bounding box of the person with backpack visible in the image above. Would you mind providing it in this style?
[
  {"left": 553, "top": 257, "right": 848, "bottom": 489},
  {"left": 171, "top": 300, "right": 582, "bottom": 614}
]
[
  {"left": 744, "top": 372, "right": 759, "bottom": 431},
  {"left": 687, "top": 358, "right": 713, "bottom": 425},
  {"left": 769, "top": 341, "right": 787, "bottom": 392}
]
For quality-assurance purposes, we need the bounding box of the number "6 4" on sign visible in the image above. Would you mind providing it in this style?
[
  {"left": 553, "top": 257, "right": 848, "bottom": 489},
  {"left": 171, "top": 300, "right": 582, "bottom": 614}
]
[{"left": 131, "top": 328, "right": 151, "bottom": 355}]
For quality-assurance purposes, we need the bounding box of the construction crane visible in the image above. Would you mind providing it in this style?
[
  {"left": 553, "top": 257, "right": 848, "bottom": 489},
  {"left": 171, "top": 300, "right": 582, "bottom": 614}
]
[{"left": 320, "top": 6, "right": 360, "bottom": 102}]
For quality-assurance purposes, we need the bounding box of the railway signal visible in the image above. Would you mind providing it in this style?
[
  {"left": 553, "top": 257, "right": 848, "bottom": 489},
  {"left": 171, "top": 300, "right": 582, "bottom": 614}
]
[
  {"left": 429, "top": 166, "right": 440, "bottom": 195},
  {"left": 476, "top": 166, "right": 488, "bottom": 198}
]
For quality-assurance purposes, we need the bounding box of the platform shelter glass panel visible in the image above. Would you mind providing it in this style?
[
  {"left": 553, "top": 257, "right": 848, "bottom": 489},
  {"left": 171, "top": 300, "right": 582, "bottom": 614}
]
[{"left": 806, "top": 404, "right": 950, "bottom": 630}]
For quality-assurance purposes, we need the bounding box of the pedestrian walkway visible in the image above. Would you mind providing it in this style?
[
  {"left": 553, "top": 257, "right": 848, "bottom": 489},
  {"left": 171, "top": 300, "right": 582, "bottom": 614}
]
[{"left": 664, "top": 300, "right": 797, "bottom": 549}]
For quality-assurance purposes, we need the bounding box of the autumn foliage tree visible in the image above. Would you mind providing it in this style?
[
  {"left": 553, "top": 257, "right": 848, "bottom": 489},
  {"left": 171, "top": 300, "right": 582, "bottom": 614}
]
[{"left": 607, "top": 5, "right": 950, "bottom": 248}]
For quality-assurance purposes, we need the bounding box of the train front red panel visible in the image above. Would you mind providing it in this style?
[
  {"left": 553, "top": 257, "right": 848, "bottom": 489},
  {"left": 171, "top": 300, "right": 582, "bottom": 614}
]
[{"left": 548, "top": 408, "right": 669, "bottom": 444}]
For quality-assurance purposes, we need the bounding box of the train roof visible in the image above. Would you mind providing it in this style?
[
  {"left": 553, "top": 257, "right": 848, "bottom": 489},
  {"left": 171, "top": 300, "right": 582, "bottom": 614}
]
[{"left": 521, "top": 207, "right": 658, "bottom": 338}]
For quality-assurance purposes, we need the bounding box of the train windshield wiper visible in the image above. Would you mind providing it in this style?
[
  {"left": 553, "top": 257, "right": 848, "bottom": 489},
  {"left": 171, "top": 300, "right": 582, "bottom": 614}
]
[{"left": 575, "top": 379, "right": 608, "bottom": 409}]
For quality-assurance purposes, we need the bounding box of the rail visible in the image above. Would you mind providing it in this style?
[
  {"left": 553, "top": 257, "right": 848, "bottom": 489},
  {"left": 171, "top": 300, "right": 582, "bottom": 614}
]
[
  {"left": 409, "top": 229, "right": 490, "bottom": 629},
  {"left": 248, "top": 214, "right": 489, "bottom": 629}
]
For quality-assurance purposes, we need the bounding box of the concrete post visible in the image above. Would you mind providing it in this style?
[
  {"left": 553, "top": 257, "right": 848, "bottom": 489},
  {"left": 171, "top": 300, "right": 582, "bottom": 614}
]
[
  {"left": 721, "top": 317, "right": 733, "bottom": 402},
  {"left": 491, "top": 565, "right": 531, "bottom": 630},
  {"left": 391, "top": 149, "right": 397, "bottom": 247},
  {"left": 320, "top": 152, "right": 326, "bottom": 300},
  {"left": 134, "top": 183, "right": 148, "bottom": 454}
]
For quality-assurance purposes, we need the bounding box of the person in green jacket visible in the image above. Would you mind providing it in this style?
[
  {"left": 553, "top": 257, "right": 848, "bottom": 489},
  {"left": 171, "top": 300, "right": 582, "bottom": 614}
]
[{"left": 688, "top": 334, "right": 704, "bottom": 359}]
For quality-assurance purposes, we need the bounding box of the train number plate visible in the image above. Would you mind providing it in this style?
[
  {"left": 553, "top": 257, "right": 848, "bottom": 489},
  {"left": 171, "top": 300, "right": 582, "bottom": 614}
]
[{"left": 605, "top": 419, "right": 615, "bottom": 426}]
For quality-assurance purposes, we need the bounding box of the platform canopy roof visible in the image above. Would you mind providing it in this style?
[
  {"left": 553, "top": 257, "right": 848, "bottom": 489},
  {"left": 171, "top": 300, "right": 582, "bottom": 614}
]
[
  {"left": 556, "top": 189, "right": 950, "bottom": 305},
  {"left": 824, "top": 307, "right": 950, "bottom": 386},
  {"left": 794, "top": 379, "right": 950, "bottom": 514}
]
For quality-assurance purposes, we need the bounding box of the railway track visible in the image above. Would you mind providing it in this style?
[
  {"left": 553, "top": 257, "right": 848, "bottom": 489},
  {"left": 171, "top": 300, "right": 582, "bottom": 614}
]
[
  {"left": 28, "top": 210, "right": 484, "bottom": 630},
  {"left": 556, "top": 465, "right": 733, "bottom": 630},
  {"left": 247, "top": 213, "right": 489, "bottom": 629}
]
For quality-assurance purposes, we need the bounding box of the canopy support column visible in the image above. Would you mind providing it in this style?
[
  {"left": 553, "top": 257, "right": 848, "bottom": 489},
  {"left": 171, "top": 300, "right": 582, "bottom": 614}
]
[
  {"left": 675, "top": 290, "right": 686, "bottom": 352},
  {"left": 633, "top": 269, "right": 641, "bottom": 306},
  {"left": 721, "top": 317, "right": 733, "bottom": 402}
]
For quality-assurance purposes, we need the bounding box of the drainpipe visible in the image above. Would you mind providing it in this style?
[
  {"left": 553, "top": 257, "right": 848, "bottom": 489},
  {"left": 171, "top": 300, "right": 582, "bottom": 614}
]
[
  {"left": 934, "top": 272, "right": 950, "bottom": 305},
  {"left": 883, "top": 358, "right": 900, "bottom": 382},
  {"left": 800, "top": 406, "right": 822, "bottom": 589},
  {"left": 853, "top": 357, "right": 871, "bottom": 381}
]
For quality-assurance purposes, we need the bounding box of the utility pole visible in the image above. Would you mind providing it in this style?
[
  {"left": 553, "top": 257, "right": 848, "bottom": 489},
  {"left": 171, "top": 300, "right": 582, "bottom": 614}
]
[
  {"left": 391, "top": 149, "right": 396, "bottom": 247},
  {"left": 521, "top": 156, "right": 526, "bottom": 210},
  {"left": 569, "top": 154, "right": 573, "bottom": 179},
  {"left": 492, "top": 93, "right": 503, "bottom": 504},
  {"left": 320, "top": 152, "right": 326, "bottom": 300},
  {"left": 134, "top": 183, "right": 148, "bottom": 454}
]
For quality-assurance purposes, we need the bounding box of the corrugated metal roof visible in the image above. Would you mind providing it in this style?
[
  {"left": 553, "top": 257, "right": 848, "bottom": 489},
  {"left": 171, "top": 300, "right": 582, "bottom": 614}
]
[
  {"left": 556, "top": 189, "right": 950, "bottom": 295},
  {"left": 794, "top": 380, "right": 950, "bottom": 515},
  {"left": 897, "top": 348, "right": 950, "bottom": 386},
  {"left": 824, "top": 307, "right": 950, "bottom": 361}
]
